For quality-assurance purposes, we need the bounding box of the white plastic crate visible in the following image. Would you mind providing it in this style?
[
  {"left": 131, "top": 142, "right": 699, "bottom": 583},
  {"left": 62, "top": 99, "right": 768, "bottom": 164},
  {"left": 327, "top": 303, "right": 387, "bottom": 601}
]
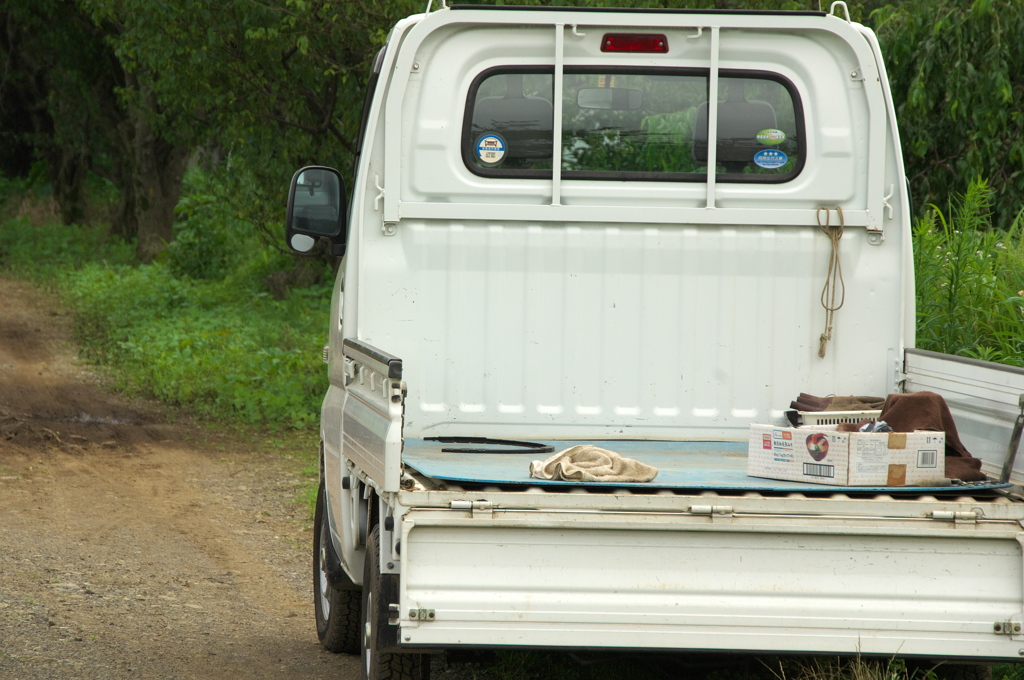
[{"left": 799, "top": 410, "right": 881, "bottom": 427}]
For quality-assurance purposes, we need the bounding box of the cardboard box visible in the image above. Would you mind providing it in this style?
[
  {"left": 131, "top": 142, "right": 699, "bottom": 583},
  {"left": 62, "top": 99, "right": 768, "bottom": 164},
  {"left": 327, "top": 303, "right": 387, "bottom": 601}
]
[{"left": 747, "top": 424, "right": 945, "bottom": 486}]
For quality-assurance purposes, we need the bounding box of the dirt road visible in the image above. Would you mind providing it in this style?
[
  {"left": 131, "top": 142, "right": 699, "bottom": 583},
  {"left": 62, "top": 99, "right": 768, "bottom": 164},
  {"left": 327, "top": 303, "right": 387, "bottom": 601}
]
[
  {"left": 0, "top": 278, "right": 360, "bottom": 679},
  {"left": 0, "top": 276, "right": 768, "bottom": 680}
]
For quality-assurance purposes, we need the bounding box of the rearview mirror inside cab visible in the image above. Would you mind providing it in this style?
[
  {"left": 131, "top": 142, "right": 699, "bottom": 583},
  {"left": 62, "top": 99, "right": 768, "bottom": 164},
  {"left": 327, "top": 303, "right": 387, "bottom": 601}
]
[
  {"left": 576, "top": 87, "right": 643, "bottom": 110},
  {"left": 285, "top": 166, "right": 347, "bottom": 255}
]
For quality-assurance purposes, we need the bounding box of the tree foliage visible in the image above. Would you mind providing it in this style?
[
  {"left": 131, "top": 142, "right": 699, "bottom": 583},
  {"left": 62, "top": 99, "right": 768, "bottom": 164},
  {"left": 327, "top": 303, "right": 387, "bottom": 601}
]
[
  {"left": 3, "top": 0, "right": 1024, "bottom": 261},
  {"left": 873, "top": 0, "right": 1024, "bottom": 230},
  {"left": 0, "top": 0, "right": 120, "bottom": 224},
  {"left": 77, "top": 0, "right": 426, "bottom": 248}
]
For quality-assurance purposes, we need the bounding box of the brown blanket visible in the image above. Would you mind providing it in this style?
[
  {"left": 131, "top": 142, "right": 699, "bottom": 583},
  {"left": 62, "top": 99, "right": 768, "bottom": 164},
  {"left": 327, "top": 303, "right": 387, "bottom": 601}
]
[
  {"left": 790, "top": 393, "right": 886, "bottom": 412},
  {"left": 834, "top": 392, "right": 985, "bottom": 482},
  {"left": 876, "top": 392, "right": 985, "bottom": 482}
]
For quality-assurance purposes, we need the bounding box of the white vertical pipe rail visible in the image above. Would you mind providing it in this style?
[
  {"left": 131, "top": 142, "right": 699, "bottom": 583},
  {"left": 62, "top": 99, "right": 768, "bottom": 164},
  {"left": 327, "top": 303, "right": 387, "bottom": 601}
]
[
  {"left": 705, "top": 26, "right": 721, "bottom": 210},
  {"left": 552, "top": 23, "right": 565, "bottom": 207}
]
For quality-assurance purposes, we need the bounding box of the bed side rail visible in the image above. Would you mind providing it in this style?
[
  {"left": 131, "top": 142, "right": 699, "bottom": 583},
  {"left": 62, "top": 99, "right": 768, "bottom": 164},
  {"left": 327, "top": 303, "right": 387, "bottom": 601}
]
[{"left": 904, "top": 348, "right": 1024, "bottom": 483}]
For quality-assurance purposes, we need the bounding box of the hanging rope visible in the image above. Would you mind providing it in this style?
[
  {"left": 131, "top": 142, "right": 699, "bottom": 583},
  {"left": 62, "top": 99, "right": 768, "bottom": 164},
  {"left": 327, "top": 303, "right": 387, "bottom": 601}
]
[{"left": 817, "top": 206, "right": 846, "bottom": 358}]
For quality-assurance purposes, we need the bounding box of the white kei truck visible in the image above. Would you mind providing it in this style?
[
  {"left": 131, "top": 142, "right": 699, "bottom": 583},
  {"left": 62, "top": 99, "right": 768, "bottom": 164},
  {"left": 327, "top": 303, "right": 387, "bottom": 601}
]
[{"left": 284, "top": 3, "right": 1024, "bottom": 679}]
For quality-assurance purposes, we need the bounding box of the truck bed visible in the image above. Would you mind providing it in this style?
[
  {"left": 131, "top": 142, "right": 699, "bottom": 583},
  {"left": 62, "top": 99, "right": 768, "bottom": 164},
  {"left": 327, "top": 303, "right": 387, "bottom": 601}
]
[
  {"left": 402, "top": 438, "right": 1010, "bottom": 495},
  {"left": 396, "top": 439, "right": 1024, "bottom": 660}
]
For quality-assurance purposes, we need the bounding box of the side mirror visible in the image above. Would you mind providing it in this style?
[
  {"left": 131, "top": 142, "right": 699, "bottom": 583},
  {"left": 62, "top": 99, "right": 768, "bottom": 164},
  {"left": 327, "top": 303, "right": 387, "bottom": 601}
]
[{"left": 285, "top": 166, "right": 347, "bottom": 255}]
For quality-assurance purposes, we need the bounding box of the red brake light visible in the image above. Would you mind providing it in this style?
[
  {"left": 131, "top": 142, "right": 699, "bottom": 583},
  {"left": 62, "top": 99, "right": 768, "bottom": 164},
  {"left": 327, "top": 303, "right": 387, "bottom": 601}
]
[{"left": 601, "top": 33, "right": 669, "bottom": 54}]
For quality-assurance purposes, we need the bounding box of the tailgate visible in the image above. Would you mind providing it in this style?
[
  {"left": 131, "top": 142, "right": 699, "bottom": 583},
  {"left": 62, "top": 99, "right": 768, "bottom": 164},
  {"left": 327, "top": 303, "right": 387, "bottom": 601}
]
[{"left": 395, "top": 493, "right": 1024, "bottom": 659}]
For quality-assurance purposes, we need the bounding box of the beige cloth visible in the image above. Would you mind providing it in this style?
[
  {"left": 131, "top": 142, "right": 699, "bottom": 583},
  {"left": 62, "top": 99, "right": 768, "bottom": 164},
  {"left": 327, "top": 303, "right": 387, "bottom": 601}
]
[{"left": 530, "top": 445, "right": 658, "bottom": 483}]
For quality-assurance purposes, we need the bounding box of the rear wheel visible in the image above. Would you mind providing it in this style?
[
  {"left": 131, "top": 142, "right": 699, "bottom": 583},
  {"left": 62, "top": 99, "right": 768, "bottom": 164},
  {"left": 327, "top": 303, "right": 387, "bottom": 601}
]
[
  {"left": 362, "top": 525, "right": 429, "bottom": 680},
  {"left": 314, "top": 481, "right": 360, "bottom": 654}
]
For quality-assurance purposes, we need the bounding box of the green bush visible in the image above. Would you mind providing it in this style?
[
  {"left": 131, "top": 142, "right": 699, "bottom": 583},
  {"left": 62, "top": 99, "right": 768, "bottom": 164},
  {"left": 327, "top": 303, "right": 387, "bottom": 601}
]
[
  {"left": 0, "top": 167, "right": 333, "bottom": 430},
  {"left": 63, "top": 261, "right": 331, "bottom": 429},
  {"left": 163, "top": 167, "right": 264, "bottom": 282}
]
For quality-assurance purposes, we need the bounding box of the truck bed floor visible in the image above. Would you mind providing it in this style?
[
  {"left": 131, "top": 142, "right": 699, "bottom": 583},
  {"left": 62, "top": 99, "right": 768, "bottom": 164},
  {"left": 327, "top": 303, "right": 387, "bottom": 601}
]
[{"left": 402, "top": 438, "right": 1009, "bottom": 494}]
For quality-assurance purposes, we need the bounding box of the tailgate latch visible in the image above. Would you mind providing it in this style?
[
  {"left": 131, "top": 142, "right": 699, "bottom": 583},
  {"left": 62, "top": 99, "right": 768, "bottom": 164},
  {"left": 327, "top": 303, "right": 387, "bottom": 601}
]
[
  {"left": 409, "top": 608, "right": 436, "bottom": 622},
  {"left": 994, "top": 620, "right": 1022, "bottom": 636}
]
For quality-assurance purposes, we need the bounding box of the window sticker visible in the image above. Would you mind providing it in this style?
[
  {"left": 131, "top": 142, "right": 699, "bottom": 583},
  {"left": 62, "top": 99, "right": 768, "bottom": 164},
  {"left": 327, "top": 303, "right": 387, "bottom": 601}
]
[
  {"left": 756, "top": 128, "right": 786, "bottom": 145},
  {"left": 476, "top": 134, "right": 507, "bottom": 166},
  {"left": 753, "top": 149, "right": 788, "bottom": 169}
]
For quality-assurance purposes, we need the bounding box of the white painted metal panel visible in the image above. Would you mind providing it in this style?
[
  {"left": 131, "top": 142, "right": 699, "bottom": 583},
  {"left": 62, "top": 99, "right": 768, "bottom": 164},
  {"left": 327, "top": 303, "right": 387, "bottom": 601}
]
[
  {"left": 383, "top": 11, "right": 887, "bottom": 226},
  {"left": 396, "top": 19, "right": 874, "bottom": 219},
  {"left": 360, "top": 219, "right": 902, "bottom": 439},
  {"left": 400, "top": 521, "right": 1024, "bottom": 658},
  {"left": 341, "top": 356, "right": 404, "bottom": 492},
  {"left": 904, "top": 349, "right": 1024, "bottom": 482},
  {"left": 348, "top": 8, "right": 908, "bottom": 441}
]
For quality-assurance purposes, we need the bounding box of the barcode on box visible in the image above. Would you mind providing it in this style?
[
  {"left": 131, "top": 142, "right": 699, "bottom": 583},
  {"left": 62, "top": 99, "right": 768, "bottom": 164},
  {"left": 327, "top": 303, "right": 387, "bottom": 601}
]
[
  {"left": 917, "top": 449, "right": 938, "bottom": 468},
  {"left": 803, "top": 462, "right": 835, "bottom": 478}
]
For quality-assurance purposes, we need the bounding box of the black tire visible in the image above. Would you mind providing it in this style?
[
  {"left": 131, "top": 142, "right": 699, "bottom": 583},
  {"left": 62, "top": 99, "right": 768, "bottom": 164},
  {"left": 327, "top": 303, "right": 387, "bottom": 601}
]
[
  {"left": 362, "top": 525, "right": 429, "bottom": 680},
  {"left": 314, "top": 481, "right": 361, "bottom": 654}
]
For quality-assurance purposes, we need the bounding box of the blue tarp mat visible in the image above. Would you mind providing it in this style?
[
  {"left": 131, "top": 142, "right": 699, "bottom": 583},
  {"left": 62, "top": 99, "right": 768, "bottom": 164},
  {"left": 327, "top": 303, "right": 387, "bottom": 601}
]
[{"left": 402, "top": 439, "right": 1009, "bottom": 493}]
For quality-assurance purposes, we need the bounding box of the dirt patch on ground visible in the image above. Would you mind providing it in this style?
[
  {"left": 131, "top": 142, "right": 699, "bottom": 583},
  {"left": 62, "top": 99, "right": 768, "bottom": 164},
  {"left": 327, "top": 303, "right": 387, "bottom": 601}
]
[{"left": 0, "top": 278, "right": 360, "bottom": 679}]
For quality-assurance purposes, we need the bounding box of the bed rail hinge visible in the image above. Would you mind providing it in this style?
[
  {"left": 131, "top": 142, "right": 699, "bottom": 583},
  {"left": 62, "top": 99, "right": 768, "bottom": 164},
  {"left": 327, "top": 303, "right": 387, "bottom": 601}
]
[
  {"left": 929, "top": 510, "right": 980, "bottom": 524},
  {"left": 689, "top": 505, "right": 734, "bottom": 517},
  {"left": 450, "top": 500, "right": 494, "bottom": 518}
]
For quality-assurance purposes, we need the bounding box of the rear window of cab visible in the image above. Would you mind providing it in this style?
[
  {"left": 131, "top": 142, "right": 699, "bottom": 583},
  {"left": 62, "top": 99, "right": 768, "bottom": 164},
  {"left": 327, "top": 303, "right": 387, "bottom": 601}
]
[{"left": 462, "top": 67, "right": 804, "bottom": 183}]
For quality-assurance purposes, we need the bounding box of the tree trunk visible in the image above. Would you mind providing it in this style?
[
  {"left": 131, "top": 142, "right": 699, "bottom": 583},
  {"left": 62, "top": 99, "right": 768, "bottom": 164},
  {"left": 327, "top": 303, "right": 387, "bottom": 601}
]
[
  {"left": 127, "top": 79, "right": 188, "bottom": 263},
  {"left": 47, "top": 74, "right": 92, "bottom": 225},
  {"left": 47, "top": 148, "right": 87, "bottom": 225},
  {"left": 133, "top": 125, "right": 187, "bottom": 263},
  {"left": 22, "top": 70, "right": 87, "bottom": 225}
]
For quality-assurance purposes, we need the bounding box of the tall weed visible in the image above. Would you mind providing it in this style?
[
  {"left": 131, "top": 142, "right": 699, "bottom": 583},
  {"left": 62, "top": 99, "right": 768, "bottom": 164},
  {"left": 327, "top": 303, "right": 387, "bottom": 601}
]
[{"left": 913, "top": 179, "right": 1024, "bottom": 366}]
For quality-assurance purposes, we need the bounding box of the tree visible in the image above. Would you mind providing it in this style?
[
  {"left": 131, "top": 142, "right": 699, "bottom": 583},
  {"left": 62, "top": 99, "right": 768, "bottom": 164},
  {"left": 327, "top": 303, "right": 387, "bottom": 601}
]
[
  {"left": 0, "top": 1, "right": 114, "bottom": 224},
  {"left": 81, "top": 0, "right": 425, "bottom": 250},
  {"left": 872, "top": 0, "right": 1024, "bottom": 230},
  {"left": 7, "top": 0, "right": 1022, "bottom": 266},
  {"left": 0, "top": 0, "right": 189, "bottom": 260}
]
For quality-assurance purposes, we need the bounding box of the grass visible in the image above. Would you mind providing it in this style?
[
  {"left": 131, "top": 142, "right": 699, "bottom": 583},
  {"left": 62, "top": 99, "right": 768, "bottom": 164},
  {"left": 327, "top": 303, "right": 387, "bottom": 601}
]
[
  {"left": 434, "top": 652, "right": 1022, "bottom": 680},
  {"left": 1, "top": 172, "right": 328, "bottom": 518},
  {"left": 0, "top": 174, "right": 333, "bottom": 433},
  {"left": 913, "top": 178, "right": 1024, "bottom": 365}
]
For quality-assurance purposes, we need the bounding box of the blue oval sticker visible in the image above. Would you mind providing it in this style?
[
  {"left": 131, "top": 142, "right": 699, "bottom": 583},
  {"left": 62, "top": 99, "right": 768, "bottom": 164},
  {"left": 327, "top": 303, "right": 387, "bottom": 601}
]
[
  {"left": 753, "top": 149, "right": 788, "bottom": 169},
  {"left": 476, "top": 134, "right": 507, "bottom": 166}
]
